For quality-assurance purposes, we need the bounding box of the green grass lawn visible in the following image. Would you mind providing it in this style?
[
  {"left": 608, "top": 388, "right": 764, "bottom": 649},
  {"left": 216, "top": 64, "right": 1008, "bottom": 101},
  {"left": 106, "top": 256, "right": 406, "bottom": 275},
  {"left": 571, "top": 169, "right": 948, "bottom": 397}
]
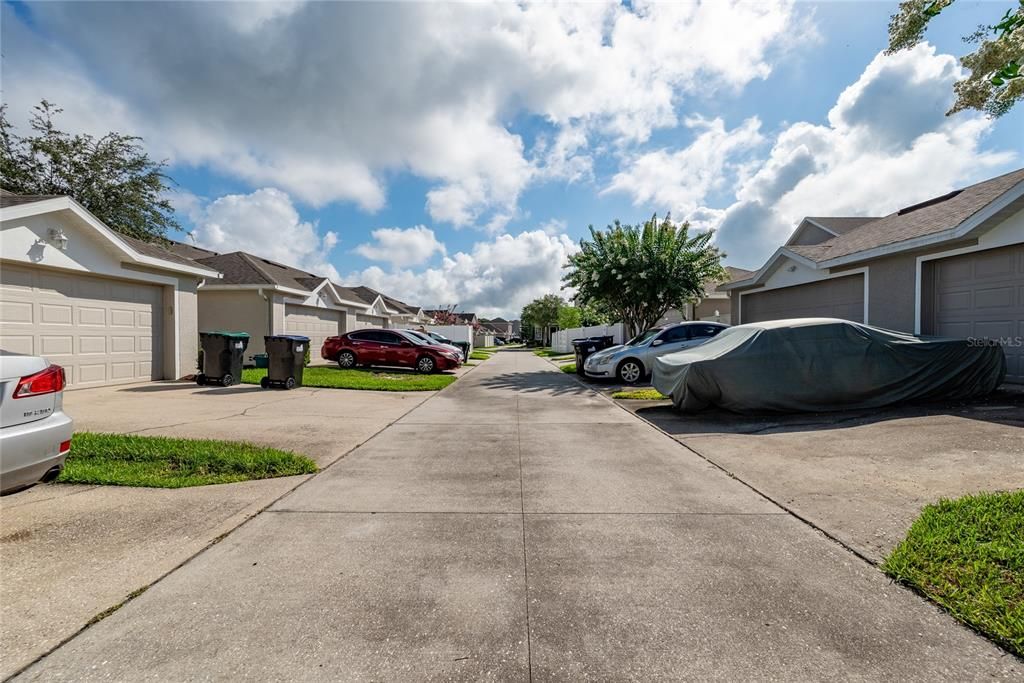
[
  {"left": 533, "top": 348, "right": 574, "bottom": 359},
  {"left": 242, "top": 366, "right": 457, "bottom": 391},
  {"left": 611, "top": 388, "right": 669, "bottom": 400},
  {"left": 58, "top": 432, "right": 317, "bottom": 488},
  {"left": 560, "top": 363, "right": 577, "bottom": 373},
  {"left": 469, "top": 350, "right": 493, "bottom": 360},
  {"left": 882, "top": 490, "right": 1023, "bottom": 657}
]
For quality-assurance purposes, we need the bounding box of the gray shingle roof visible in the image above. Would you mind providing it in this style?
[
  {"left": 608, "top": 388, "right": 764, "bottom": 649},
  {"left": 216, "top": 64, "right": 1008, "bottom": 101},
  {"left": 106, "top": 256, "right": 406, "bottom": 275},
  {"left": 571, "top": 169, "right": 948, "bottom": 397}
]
[
  {"left": 790, "top": 168, "right": 1024, "bottom": 263},
  {"left": 805, "top": 216, "right": 880, "bottom": 235},
  {"left": 0, "top": 189, "right": 61, "bottom": 208},
  {"left": 166, "top": 241, "right": 220, "bottom": 260},
  {"left": 118, "top": 234, "right": 217, "bottom": 269}
]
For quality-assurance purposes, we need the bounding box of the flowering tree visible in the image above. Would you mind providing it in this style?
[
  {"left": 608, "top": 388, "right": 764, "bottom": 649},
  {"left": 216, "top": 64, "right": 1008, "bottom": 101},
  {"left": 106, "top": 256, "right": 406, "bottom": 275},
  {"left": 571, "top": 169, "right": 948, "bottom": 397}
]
[
  {"left": 887, "top": 0, "right": 1023, "bottom": 117},
  {"left": 563, "top": 214, "right": 726, "bottom": 338},
  {"left": 431, "top": 310, "right": 459, "bottom": 325}
]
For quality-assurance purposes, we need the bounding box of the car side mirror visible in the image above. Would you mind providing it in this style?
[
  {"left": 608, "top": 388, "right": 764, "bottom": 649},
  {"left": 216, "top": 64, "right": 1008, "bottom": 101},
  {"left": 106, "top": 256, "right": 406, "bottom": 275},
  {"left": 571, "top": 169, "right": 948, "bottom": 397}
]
[{"left": 651, "top": 339, "right": 663, "bottom": 346}]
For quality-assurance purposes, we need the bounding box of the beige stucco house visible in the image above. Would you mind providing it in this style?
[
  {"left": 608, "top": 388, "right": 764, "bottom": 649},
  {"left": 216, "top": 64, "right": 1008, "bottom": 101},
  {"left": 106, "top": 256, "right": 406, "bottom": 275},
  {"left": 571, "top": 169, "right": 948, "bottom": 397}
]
[
  {"left": 166, "top": 245, "right": 428, "bottom": 362},
  {"left": 722, "top": 168, "right": 1024, "bottom": 384},
  {"left": 0, "top": 191, "right": 220, "bottom": 388}
]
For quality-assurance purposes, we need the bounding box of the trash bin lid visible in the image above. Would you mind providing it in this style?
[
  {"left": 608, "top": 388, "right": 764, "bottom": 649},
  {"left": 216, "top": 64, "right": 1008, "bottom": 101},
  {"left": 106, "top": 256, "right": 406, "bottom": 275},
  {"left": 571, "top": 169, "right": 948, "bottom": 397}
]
[
  {"left": 201, "top": 330, "right": 250, "bottom": 339},
  {"left": 265, "top": 334, "right": 311, "bottom": 342}
]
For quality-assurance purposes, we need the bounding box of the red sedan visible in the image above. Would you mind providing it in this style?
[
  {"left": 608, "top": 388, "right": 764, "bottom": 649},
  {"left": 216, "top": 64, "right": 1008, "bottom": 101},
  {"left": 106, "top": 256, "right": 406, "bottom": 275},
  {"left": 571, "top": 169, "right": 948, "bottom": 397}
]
[{"left": 321, "top": 328, "right": 462, "bottom": 373}]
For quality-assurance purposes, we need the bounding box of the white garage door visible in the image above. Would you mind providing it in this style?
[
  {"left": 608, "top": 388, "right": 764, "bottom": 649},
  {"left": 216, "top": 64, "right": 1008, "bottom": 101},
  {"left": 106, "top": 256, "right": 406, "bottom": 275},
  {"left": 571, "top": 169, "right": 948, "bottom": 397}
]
[
  {"left": 354, "top": 313, "right": 387, "bottom": 330},
  {"left": 926, "top": 244, "right": 1024, "bottom": 384},
  {"left": 284, "top": 305, "right": 340, "bottom": 361},
  {"left": 0, "top": 263, "right": 163, "bottom": 388}
]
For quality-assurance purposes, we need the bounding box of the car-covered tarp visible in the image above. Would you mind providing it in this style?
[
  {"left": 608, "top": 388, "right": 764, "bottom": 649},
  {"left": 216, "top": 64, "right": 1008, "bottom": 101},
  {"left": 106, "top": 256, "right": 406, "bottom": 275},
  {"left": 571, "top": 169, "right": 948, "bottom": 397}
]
[{"left": 651, "top": 318, "right": 1006, "bottom": 414}]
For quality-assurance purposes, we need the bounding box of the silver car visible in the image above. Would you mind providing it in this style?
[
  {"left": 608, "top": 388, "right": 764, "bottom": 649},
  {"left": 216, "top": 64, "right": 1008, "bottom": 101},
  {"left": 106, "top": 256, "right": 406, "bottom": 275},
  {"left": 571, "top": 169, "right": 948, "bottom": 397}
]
[
  {"left": 583, "top": 321, "right": 728, "bottom": 384},
  {"left": 402, "top": 330, "right": 465, "bottom": 361},
  {"left": 1, "top": 353, "right": 74, "bottom": 494}
]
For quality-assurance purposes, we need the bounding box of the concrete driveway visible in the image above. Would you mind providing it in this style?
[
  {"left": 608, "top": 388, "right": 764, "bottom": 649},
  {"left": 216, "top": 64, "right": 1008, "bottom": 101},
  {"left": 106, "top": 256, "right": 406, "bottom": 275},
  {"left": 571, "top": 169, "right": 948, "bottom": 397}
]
[
  {"left": 14, "top": 351, "right": 1019, "bottom": 680},
  {"left": 609, "top": 389, "right": 1024, "bottom": 563},
  {"left": 1, "top": 382, "right": 430, "bottom": 680}
]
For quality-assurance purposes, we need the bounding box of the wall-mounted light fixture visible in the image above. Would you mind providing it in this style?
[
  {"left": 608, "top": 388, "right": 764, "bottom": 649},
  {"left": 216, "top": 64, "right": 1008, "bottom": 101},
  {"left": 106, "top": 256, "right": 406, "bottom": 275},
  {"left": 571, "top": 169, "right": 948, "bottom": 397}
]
[{"left": 48, "top": 228, "right": 69, "bottom": 251}]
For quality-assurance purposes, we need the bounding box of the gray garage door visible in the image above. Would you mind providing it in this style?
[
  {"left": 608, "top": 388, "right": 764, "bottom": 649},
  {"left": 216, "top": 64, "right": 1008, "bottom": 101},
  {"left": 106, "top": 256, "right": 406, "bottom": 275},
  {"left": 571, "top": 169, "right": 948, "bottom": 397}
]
[
  {"left": 925, "top": 244, "right": 1023, "bottom": 384},
  {"left": 741, "top": 274, "right": 865, "bottom": 325},
  {"left": 284, "top": 304, "right": 340, "bottom": 363},
  {"left": 0, "top": 263, "right": 163, "bottom": 388}
]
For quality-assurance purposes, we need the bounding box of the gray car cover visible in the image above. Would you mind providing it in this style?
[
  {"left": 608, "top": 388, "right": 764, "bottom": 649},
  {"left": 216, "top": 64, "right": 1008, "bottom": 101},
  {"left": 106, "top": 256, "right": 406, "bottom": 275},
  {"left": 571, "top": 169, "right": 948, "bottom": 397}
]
[{"left": 651, "top": 318, "right": 1006, "bottom": 414}]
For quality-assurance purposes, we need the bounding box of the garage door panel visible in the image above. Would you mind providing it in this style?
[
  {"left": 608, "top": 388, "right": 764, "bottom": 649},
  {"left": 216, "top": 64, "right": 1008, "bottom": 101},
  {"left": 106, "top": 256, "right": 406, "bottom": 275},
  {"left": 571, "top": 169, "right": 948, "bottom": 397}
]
[
  {"left": 0, "top": 300, "right": 33, "bottom": 323},
  {"left": 0, "top": 263, "right": 163, "bottom": 388},
  {"left": 742, "top": 274, "right": 865, "bottom": 324},
  {"left": 284, "top": 305, "right": 341, "bottom": 363},
  {"left": 40, "top": 303, "right": 73, "bottom": 324},
  {"left": 78, "top": 306, "right": 106, "bottom": 325},
  {"left": 928, "top": 244, "right": 1023, "bottom": 384}
]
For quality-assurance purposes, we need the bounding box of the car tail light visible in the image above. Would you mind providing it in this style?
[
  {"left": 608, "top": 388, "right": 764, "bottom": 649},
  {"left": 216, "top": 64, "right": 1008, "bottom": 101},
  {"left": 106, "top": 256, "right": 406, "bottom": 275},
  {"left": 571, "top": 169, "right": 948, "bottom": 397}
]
[
  {"left": 13, "top": 365, "right": 65, "bottom": 398},
  {"left": 59, "top": 439, "right": 72, "bottom": 454}
]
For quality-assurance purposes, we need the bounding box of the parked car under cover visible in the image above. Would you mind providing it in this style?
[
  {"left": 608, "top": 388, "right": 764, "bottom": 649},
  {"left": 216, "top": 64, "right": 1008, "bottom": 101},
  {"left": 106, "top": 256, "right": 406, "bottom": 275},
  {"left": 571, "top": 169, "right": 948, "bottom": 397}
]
[
  {"left": 0, "top": 353, "right": 74, "bottom": 494},
  {"left": 583, "top": 321, "right": 728, "bottom": 384},
  {"left": 321, "top": 329, "right": 462, "bottom": 373},
  {"left": 652, "top": 318, "right": 1006, "bottom": 414}
]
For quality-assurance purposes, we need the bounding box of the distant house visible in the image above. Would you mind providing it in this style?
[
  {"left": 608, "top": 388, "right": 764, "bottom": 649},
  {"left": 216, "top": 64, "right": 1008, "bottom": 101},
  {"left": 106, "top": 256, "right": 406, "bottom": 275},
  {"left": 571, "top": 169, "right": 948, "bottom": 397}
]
[
  {"left": 479, "top": 317, "right": 513, "bottom": 337},
  {"left": 424, "top": 310, "right": 479, "bottom": 326},
  {"left": 166, "top": 246, "right": 398, "bottom": 361},
  {"left": 721, "top": 168, "right": 1024, "bottom": 384},
  {"left": 658, "top": 266, "right": 755, "bottom": 326}
]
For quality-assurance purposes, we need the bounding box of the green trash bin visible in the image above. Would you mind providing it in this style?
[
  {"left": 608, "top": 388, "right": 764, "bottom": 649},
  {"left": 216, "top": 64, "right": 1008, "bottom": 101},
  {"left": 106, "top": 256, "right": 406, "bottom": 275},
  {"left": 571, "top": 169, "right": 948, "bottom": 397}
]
[
  {"left": 251, "top": 353, "right": 269, "bottom": 369},
  {"left": 197, "top": 331, "right": 250, "bottom": 386},
  {"left": 261, "top": 335, "right": 309, "bottom": 390}
]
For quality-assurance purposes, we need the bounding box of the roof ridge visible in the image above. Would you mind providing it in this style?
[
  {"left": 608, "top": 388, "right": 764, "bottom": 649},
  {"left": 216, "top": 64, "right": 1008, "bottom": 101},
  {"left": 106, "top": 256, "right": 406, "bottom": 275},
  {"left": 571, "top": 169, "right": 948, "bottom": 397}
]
[{"left": 237, "top": 252, "right": 279, "bottom": 285}]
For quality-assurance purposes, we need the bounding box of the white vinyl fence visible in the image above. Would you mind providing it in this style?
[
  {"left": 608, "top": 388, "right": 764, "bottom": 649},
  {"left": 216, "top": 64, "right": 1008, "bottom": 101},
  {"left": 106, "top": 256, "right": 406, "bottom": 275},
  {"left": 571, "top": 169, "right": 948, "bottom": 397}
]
[{"left": 550, "top": 323, "right": 626, "bottom": 354}]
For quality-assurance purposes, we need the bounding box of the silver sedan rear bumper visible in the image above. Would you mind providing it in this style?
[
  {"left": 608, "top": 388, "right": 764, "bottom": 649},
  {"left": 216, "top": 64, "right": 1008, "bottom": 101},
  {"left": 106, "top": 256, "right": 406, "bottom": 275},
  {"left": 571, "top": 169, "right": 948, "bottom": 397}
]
[{"left": 0, "top": 411, "right": 73, "bottom": 494}]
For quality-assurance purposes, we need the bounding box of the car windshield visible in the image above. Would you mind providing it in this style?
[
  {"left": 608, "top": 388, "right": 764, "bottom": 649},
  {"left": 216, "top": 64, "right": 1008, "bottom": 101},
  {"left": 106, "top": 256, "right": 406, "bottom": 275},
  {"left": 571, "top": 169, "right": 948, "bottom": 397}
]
[
  {"left": 626, "top": 328, "right": 662, "bottom": 346},
  {"left": 428, "top": 332, "right": 450, "bottom": 343},
  {"left": 400, "top": 331, "right": 430, "bottom": 345}
]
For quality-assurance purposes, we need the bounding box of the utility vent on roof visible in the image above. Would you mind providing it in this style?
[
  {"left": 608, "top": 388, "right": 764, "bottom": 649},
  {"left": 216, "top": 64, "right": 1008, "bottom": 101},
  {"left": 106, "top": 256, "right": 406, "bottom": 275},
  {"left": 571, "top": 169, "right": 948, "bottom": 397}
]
[{"left": 897, "top": 189, "right": 963, "bottom": 216}]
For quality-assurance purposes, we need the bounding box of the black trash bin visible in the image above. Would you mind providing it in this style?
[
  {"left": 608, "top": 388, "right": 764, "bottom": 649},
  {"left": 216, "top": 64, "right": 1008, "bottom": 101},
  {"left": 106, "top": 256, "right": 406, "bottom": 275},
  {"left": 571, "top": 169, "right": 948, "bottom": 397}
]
[
  {"left": 262, "top": 335, "right": 310, "bottom": 390},
  {"left": 197, "top": 331, "right": 250, "bottom": 386},
  {"left": 571, "top": 335, "right": 615, "bottom": 376}
]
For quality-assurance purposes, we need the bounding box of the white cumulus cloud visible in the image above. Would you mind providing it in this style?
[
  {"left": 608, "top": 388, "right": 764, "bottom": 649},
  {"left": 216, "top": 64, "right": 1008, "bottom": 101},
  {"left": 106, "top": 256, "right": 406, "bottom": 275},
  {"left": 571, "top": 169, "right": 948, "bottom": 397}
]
[
  {"left": 343, "top": 230, "right": 578, "bottom": 318},
  {"left": 190, "top": 188, "right": 341, "bottom": 280},
  {"left": 354, "top": 226, "right": 446, "bottom": 269},
  {"left": 696, "top": 44, "right": 1018, "bottom": 268}
]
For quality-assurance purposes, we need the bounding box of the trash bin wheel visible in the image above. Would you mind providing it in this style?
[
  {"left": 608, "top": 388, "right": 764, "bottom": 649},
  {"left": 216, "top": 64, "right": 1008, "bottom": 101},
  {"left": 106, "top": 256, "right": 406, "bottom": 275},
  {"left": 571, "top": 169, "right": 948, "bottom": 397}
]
[
  {"left": 196, "top": 374, "right": 206, "bottom": 386},
  {"left": 260, "top": 377, "right": 270, "bottom": 389},
  {"left": 285, "top": 377, "right": 296, "bottom": 390},
  {"left": 222, "top": 373, "right": 234, "bottom": 387}
]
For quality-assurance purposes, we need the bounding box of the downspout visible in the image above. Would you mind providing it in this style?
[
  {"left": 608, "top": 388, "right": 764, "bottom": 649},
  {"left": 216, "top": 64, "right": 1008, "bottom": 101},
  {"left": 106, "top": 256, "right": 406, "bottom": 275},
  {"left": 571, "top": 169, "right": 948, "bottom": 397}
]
[{"left": 259, "top": 287, "right": 272, "bottom": 338}]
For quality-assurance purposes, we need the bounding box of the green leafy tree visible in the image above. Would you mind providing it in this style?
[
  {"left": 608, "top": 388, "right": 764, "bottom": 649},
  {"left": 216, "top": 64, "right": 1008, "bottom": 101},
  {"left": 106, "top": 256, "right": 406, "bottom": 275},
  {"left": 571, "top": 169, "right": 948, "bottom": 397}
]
[
  {"left": 0, "top": 100, "right": 179, "bottom": 240},
  {"left": 887, "top": 0, "right": 1024, "bottom": 117},
  {"left": 556, "top": 305, "right": 582, "bottom": 330},
  {"left": 521, "top": 294, "right": 565, "bottom": 344},
  {"left": 563, "top": 214, "right": 726, "bottom": 338},
  {"left": 577, "top": 300, "right": 614, "bottom": 327}
]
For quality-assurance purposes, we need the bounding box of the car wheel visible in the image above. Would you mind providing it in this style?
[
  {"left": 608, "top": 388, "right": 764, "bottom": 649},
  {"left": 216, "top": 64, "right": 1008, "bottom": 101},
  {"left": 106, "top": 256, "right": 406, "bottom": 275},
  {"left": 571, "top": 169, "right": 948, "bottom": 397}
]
[
  {"left": 416, "top": 355, "right": 436, "bottom": 374},
  {"left": 616, "top": 359, "right": 643, "bottom": 385},
  {"left": 337, "top": 351, "right": 356, "bottom": 368}
]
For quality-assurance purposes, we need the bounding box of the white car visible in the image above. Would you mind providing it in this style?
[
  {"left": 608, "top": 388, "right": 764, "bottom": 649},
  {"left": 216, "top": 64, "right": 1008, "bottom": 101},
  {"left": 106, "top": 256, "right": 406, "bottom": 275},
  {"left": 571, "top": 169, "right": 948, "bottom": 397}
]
[
  {"left": 0, "top": 353, "right": 74, "bottom": 494},
  {"left": 583, "top": 321, "right": 728, "bottom": 384},
  {"left": 403, "top": 330, "right": 465, "bottom": 361}
]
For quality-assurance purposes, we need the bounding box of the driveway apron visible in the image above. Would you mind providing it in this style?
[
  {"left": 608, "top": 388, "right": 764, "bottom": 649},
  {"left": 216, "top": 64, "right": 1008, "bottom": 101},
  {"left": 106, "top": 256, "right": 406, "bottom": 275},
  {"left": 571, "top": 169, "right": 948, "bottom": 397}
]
[{"left": 15, "top": 351, "right": 1019, "bottom": 681}]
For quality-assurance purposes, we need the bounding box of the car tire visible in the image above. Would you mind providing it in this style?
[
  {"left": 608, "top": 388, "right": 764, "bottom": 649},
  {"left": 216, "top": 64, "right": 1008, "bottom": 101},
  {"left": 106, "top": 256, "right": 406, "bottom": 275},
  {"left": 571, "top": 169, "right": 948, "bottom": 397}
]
[
  {"left": 416, "top": 355, "right": 436, "bottom": 374},
  {"left": 616, "top": 359, "right": 644, "bottom": 385},
  {"left": 337, "top": 351, "right": 356, "bottom": 369}
]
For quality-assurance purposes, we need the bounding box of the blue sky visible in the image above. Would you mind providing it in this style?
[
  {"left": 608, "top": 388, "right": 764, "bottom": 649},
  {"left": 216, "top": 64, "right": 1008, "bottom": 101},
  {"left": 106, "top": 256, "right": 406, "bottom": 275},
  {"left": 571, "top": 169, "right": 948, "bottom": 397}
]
[{"left": 3, "top": 1, "right": 1022, "bottom": 316}]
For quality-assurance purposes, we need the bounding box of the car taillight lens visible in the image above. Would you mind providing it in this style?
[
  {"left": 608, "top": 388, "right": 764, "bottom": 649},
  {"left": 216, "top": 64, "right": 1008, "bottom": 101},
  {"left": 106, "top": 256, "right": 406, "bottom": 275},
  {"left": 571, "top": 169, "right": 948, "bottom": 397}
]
[
  {"left": 59, "top": 439, "right": 71, "bottom": 454},
  {"left": 13, "top": 365, "right": 65, "bottom": 398}
]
